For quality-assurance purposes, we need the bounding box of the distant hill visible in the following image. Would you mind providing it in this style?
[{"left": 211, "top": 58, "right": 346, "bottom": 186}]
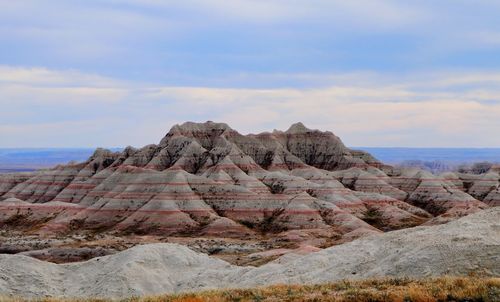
[
  {"left": 1, "top": 147, "right": 498, "bottom": 174},
  {"left": 0, "top": 148, "right": 122, "bottom": 173},
  {"left": 361, "top": 147, "right": 500, "bottom": 164}
]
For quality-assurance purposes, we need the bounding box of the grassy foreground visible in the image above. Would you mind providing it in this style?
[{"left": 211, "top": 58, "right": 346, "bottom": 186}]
[{"left": 2, "top": 276, "right": 499, "bottom": 302}]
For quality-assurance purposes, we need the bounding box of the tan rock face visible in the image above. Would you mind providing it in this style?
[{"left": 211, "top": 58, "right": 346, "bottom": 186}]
[{"left": 0, "top": 121, "right": 494, "bottom": 242}]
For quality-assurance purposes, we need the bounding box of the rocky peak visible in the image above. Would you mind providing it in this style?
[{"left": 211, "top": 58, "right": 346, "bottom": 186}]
[
  {"left": 159, "top": 121, "right": 237, "bottom": 149},
  {"left": 170, "top": 121, "right": 233, "bottom": 135},
  {"left": 285, "top": 122, "right": 311, "bottom": 134}
]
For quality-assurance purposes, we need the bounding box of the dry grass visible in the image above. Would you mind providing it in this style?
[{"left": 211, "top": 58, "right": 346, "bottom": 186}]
[{"left": 1, "top": 276, "right": 499, "bottom": 302}]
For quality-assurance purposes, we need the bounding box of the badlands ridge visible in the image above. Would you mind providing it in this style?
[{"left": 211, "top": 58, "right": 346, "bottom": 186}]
[
  {"left": 0, "top": 121, "right": 499, "bottom": 298},
  {"left": 1, "top": 121, "right": 498, "bottom": 240}
]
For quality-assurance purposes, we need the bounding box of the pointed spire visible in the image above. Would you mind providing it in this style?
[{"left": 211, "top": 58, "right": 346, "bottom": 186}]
[{"left": 286, "top": 122, "right": 310, "bottom": 133}]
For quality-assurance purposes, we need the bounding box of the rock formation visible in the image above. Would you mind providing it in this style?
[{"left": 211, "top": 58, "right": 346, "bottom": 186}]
[{"left": 0, "top": 122, "right": 494, "bottom": 244}]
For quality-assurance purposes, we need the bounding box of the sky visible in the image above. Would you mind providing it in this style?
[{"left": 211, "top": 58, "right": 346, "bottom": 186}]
[{"left": 1, "top": 0, "right": 500, "bottom": 148}]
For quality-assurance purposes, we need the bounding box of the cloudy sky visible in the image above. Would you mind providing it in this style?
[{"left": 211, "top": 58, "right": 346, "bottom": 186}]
[{"left": 1, "top": 0, "right": 500, "bottom": 148}]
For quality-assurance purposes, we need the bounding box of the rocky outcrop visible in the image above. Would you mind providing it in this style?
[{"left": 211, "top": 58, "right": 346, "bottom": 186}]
[
  {"left": 0, "top": 208, "right": 498, "bottom": 298},
  {"left": 0, "top": 122, "right": 493, "bottom": 242}
]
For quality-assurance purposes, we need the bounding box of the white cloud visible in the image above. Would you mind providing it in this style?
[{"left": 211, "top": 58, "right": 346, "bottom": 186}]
[
  {"left": 0, "top": 66, "right": 128, "bottom": 106},
  {"left": 0, "top": 66, "right": 119, "bottom": 87},
  {"left": 0, "top": 86, "right": 128, "bottom": 105},
  {"left": 112, "top": 0, "right": 427, "bottom": 28},
  {"left": 466, "top": 31, "right": 500, "bottom": 48},
  {"left": 1, "top": 65, "right": 499, "bottom": 147},
  {"left": 162, "top": 87, "right": 499, "bottom": 147}
]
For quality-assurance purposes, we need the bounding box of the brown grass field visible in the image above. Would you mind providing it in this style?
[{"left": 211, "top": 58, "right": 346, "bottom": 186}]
[{"left": 1, "top": 276, "right": 499, "bottom": 302}]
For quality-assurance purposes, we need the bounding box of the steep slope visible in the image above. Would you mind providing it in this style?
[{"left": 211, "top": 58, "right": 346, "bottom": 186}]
[
  {"left": 0, "top": 121, "right": 491, "bottom": 244},
  {"left": 0, "top": 208, "right": 498, "bottom": 298}
]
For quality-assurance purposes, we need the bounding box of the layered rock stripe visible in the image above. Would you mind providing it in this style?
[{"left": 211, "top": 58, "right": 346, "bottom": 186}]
[{"left": 0, "top": 122, "right": 497, "bottom": 240}]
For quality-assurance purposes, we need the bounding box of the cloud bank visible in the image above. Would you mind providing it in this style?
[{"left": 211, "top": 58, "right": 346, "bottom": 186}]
[
  {"left": 1, "top": 1, "right": 499, "bottom": 147},
  {"left": 0, "top": 66, "right": 499, "bottom": 148}
]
